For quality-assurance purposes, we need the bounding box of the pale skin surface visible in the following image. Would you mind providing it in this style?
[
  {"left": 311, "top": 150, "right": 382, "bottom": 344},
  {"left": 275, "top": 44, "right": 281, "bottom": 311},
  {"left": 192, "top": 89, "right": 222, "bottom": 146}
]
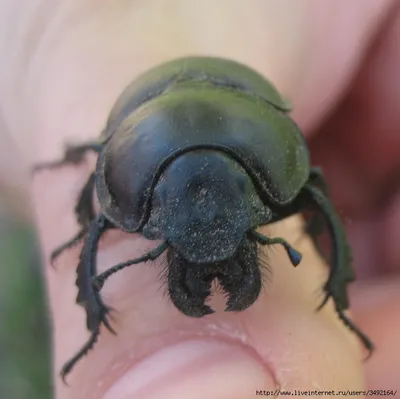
[{"left": 0, "top": 1, "right": 399, "bottom": 398}]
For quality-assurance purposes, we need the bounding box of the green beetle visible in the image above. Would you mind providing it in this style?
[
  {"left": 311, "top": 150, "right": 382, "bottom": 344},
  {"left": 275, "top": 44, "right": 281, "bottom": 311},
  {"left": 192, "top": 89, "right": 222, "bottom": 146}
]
[{"left": 35, "top": 57, "right": 373, "bottom": 382}]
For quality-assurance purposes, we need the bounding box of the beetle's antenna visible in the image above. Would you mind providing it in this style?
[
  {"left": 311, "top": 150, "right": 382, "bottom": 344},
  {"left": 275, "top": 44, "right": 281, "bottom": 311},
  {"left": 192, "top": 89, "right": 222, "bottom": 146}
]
[
  {"left": 93, "top": 242, "right": 169, "bottom": 290},
  {"left": 249, "top": 230, "right": 302, "bottom": 266}
]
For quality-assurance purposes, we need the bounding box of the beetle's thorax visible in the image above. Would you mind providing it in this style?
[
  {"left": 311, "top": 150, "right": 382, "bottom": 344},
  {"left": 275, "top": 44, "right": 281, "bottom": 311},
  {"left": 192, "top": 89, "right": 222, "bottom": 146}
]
[
  {"left": 143, "top": 151, "right": 271, "bottom": 263},
  {"left": 97, "top": 83, "right": 309, "bottom": 232}
]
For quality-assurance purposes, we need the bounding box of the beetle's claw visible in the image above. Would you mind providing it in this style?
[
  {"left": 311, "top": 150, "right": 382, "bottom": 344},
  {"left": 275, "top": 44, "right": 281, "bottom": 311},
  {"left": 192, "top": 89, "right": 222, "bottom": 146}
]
[
  {"left": 316, "top": 291, "right": 331, "bottom": 311},
  {"left": 50, "top": 248, "right": 68, "bottom": 268},
  {"left": 102, "top": 314, "right": 116, "bottom": 335},
  {"left": 96, "top": 299, "right": 117, "bottom": 334},
  {"left": 85, "top": 294, "right": 116, "bottom": 335},
  {"left": 60, "top": 369, "right": 70, "bottom": 386},
  {"left": 316, "top": 278, "right": 340, "bottom": 311},
  {"left": 363, "top": 346, "right": 374, "bottom": 362}
]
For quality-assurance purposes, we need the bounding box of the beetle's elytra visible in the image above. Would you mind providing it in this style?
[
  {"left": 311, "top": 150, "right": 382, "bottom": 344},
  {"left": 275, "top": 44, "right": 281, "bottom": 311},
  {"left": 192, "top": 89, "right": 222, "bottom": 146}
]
[{"left": 34, "top": 56, "right": 373, "bottom": 381}]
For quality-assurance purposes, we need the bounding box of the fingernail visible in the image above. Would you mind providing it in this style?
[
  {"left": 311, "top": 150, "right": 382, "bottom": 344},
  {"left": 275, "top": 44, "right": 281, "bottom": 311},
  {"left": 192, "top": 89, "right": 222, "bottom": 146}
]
[{"left": 103, "top": 339, "right": 277, "bottom": 399}]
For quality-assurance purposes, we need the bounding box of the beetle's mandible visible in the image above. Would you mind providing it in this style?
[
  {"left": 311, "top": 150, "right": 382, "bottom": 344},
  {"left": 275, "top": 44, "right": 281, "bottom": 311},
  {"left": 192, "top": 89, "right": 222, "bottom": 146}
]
[{"left": 34, "top": 56, "right": 373, "bottom": 382}]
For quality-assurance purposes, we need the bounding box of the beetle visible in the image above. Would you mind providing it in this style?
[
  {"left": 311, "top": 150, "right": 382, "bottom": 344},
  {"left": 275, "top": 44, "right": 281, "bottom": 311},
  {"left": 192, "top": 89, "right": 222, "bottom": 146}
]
[{"left": 34, "top": 56, "right": 373, "bottom": 382}]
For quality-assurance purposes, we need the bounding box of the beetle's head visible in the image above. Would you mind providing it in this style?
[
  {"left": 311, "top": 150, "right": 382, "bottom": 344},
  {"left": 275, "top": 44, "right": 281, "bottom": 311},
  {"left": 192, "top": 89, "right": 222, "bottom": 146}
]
[{"left": 143, "top": 150, "right": 271, "bottom": 263}]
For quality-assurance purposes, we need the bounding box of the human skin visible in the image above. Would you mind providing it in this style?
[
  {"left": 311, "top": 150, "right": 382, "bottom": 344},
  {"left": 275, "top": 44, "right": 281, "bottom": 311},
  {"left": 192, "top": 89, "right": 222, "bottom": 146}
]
[{"left": 0, "top": 1, "right": 399, "bottom": 398}]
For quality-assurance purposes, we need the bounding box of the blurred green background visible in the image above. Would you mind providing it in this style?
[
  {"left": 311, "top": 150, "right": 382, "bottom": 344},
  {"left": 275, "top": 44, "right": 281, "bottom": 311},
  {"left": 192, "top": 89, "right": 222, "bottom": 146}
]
[{"left": 0, "top": 199, "right": 52, "bottom": 398}]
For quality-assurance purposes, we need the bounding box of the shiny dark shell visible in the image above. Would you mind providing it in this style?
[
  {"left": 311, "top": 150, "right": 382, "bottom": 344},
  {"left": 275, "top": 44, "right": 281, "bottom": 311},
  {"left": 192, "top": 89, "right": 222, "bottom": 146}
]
[{"left": 95, "top": 57, "right": 310, "bottom": 232}]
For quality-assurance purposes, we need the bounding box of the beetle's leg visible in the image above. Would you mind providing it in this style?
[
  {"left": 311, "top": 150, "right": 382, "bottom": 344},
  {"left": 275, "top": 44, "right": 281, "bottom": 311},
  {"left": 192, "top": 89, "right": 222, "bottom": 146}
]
[
  {"left": 306, "top": 167, "right": 329, "bottom": 231},
  {"left": 336, "top": 310, "right": 374, "bottom": 356},
  {"left": 50, "top": 230, "right": 86, "bottom": 267},
  {"left": 92, "top": 242, "right": 168, "bottom": 290},
  {"left": 301, "top": 183, "right": 374, "bottom": 354},
  {"left": 304, "top": 167, "right": 329, "bottom": 237},
  {"left": 249, "top": 230, "right": 302, "bottom": 266},
  {"left": 61, "top": 214, "right": 113, "bottom": 383},
  {"left": 50, "top": 173, "right": 96, "bottom": 266},
  {"left": 308, "top": 167, "right": 330, "bottom": 196},
  {"left": 60, "top": 326, "right": 101, "bottom": 385},
  {"left": 302, "top": 183, "right": 354, "bottom": 310},
  {"left": 36, "top": 142, "right": 102, "bottom": 265},
  {"left": 33, "top": 141, "right": 102, "bottom": 172},
  {"left": 76, "top": 215, "right": 115, "bottom": 333}
]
